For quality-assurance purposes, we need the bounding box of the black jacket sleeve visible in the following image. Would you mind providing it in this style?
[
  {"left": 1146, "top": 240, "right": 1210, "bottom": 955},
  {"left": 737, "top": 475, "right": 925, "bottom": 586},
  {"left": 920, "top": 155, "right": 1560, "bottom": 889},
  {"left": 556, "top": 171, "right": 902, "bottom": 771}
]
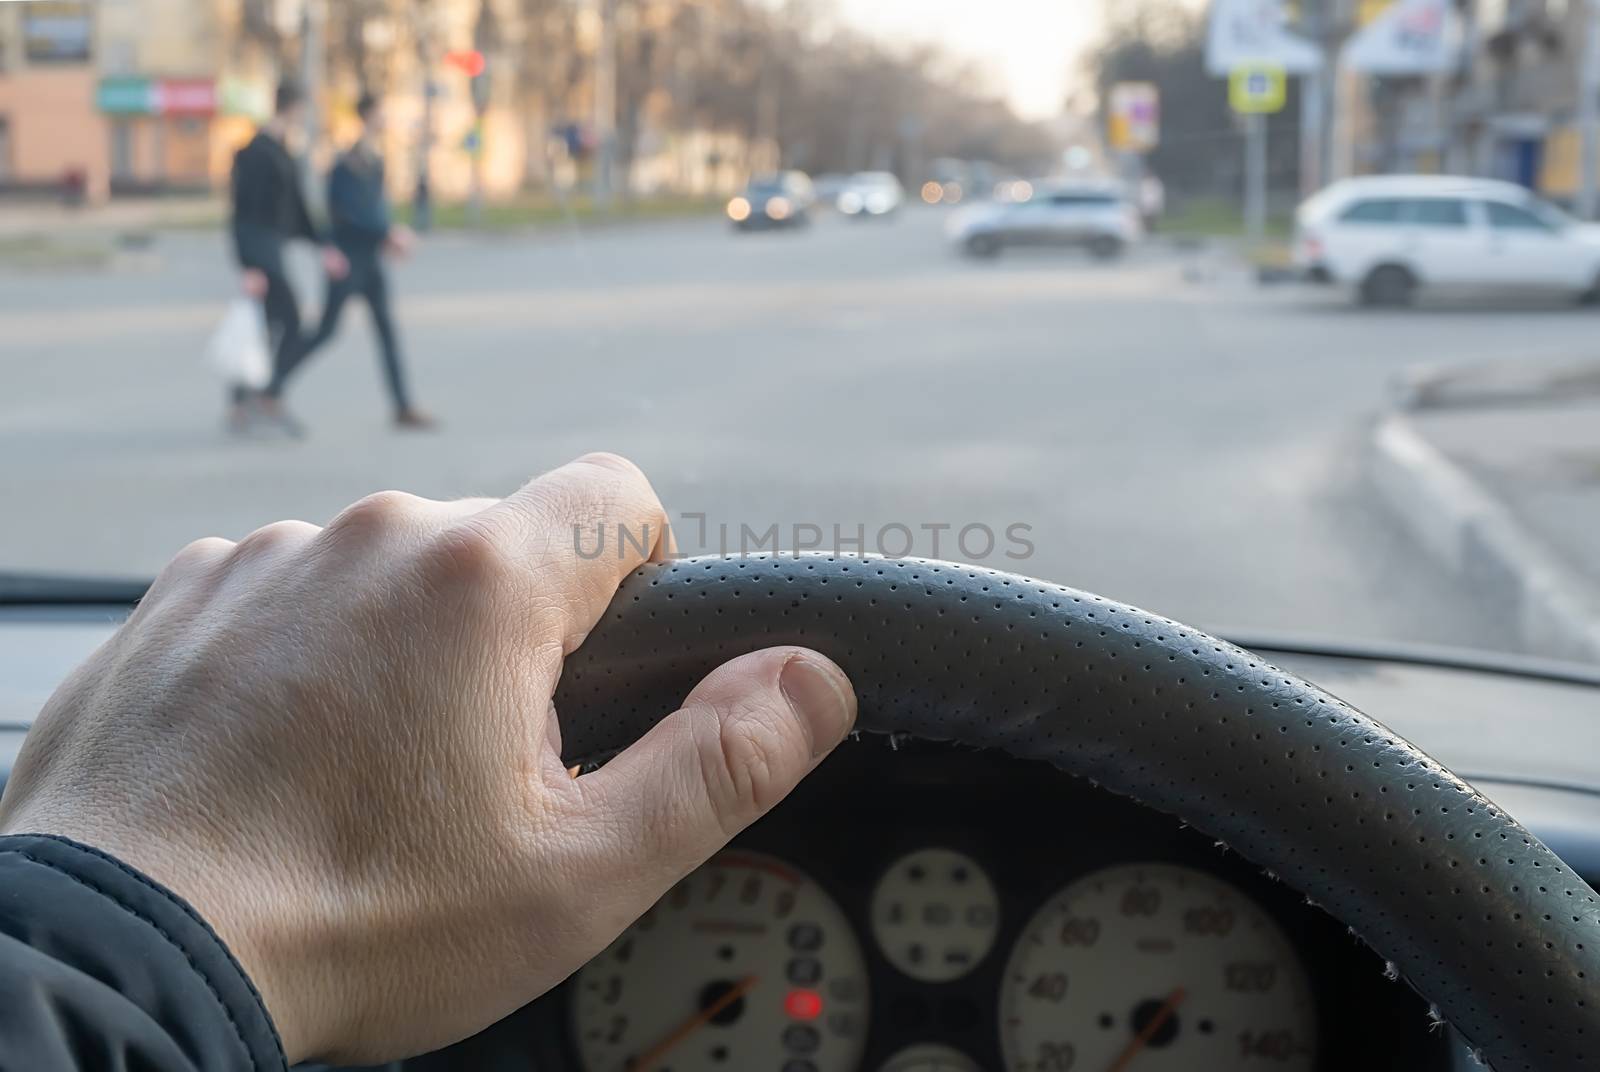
[
  {"left": 0, "top": 834, "right": 286, "bottom": 1072},
  {"left": 229, "top": 144, "right": 260, "bottom": 270}
]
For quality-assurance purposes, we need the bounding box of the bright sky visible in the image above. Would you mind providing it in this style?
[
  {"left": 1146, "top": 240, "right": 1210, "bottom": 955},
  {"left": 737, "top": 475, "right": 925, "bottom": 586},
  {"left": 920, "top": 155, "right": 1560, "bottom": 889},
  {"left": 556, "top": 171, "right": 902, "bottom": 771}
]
[{"left": 834, "top": 0, "right": 1106, "bottom": 120}]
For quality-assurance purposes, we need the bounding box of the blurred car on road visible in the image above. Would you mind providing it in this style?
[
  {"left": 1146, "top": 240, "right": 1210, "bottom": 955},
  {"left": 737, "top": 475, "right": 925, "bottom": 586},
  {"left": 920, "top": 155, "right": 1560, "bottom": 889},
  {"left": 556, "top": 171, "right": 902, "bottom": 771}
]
[
  {"left": 835, "top": 171, "right": 905, "bottom": 219},
  {"left": 727, "top": 171, "right": 816, "bottom": 231},
  {"left": 1293, "top": 175, "right": 1600, "bottom": 306},
  {"left": 812, "top": 172, "right": 850, "bottom": 206},
  {"left": 947, "top": 182, "right": 1142, "bottom": 259}
]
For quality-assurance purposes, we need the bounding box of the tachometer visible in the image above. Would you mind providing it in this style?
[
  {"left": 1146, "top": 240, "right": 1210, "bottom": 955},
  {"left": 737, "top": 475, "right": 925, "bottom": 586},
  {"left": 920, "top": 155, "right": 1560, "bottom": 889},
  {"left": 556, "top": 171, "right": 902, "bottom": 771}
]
[
  {"left": 572, "top": 850, "right": 869, "bottom": 1072},
  {"left": 999, "top": 863, "right": 1315, "bottom": 1071}
]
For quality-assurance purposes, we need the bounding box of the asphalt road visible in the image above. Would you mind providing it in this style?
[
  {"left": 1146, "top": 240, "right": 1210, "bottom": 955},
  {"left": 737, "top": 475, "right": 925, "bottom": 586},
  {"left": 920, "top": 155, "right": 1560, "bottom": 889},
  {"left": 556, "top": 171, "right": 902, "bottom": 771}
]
[{"left": 4, "top": 207, "right": 1597, "bottom": 656}]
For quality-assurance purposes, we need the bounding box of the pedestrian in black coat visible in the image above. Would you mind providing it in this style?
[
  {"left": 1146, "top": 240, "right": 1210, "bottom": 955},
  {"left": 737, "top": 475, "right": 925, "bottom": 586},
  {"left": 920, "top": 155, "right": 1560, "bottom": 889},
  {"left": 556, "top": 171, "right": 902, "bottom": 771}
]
[{"left": 226, "top": 80, "right": 348, "bottom": 436}]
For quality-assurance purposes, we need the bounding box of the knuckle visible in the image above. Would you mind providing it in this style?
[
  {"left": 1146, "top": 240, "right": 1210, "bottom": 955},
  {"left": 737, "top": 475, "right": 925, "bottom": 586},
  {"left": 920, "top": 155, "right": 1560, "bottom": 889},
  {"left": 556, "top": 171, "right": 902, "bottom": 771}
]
[
  {"left": 417, "top": 520, "right": 515, "bottom": 592},
  {"left": 171, "top": 536, "right": 235, "bottom": 570},
  {"left": 139, "top": 537, "right": 235, "bottom": 612},
  {"left": 325, "top": 489, "right": 420, "bottom": 541},
  {"left": 232, "top": 519, "right": 318, "bottom": 559},
  {"left": 575, "top": 451, "right": 646, "bottom": 481}
]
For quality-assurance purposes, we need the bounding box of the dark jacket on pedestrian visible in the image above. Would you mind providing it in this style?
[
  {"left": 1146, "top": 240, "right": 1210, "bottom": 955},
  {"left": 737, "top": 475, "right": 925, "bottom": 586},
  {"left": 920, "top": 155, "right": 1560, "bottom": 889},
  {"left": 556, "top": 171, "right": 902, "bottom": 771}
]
[
  {"left": 327, "top": 143, "right": 391, "bottom": 254},
  {"left": 229, "top": 130, "right": 322, "bottom": 274},
  {"left": 0, "top": 833, "right": 285, "bottom": 1071}
]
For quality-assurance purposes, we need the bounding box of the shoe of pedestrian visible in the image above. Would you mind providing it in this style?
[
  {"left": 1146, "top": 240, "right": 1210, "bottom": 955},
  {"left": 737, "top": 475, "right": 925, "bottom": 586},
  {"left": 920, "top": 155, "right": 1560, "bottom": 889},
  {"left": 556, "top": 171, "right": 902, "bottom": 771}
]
[
  {"left": 254, "top": 395, "right": 307, "bottom": 439},
  {"left": 224, "top": 402, "right": 255, "bottom": 435},
  {"left": 394, "top": 408, "right": 437, "bottom": 431}
]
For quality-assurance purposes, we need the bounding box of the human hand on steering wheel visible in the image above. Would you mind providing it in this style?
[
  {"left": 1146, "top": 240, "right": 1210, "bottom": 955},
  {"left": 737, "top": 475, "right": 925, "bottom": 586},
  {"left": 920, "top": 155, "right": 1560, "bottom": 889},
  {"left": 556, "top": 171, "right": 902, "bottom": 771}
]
[{"left": 0, "top": 453, "right": 857, "bottom": 1065}]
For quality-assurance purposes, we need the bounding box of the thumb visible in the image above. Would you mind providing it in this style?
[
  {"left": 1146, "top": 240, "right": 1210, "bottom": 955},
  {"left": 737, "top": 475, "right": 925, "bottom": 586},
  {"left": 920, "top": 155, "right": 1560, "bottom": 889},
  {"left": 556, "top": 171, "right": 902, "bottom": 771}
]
[{"left": 572, "top": 646, "right": 856, "bottom": 908}]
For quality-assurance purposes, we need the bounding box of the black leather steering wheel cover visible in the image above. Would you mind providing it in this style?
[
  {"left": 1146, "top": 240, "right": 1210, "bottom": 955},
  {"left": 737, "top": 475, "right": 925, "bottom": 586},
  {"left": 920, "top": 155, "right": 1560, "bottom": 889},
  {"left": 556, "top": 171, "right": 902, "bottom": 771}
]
[{"left": 556, "top": 555, "right": 1600, "bottom": 1071}]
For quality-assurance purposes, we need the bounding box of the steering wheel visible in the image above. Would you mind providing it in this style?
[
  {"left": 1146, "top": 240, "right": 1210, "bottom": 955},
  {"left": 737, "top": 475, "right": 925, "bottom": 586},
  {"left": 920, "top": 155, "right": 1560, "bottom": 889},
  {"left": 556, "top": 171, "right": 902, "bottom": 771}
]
[{"left": 555, "top": 555, "right": 1600, "bottom": 1072}]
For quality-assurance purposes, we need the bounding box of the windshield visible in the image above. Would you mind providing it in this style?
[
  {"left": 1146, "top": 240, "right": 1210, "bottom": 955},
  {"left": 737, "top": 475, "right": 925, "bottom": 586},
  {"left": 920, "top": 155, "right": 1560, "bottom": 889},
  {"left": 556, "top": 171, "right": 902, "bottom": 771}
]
[{"left": 2, "top": 0, "right": 1596, "bottom": 665}]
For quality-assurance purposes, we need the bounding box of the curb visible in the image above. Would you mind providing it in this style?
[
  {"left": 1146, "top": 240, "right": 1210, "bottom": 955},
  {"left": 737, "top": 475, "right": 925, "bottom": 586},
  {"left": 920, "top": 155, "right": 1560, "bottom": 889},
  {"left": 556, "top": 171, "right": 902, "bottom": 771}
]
[{"left": 1368, "top": 415, "right": 1600, "bottom": 663}]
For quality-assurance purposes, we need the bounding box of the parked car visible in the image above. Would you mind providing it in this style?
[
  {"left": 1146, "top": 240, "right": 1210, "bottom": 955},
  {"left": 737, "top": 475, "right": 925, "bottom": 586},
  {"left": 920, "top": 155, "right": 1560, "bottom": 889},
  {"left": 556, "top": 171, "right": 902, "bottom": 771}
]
[
  {"left": 835, "top": 171, "right": 905, "bottom": 219},
  {"left": 727, "top": 172, "right": 815, "bottom": 231},
  {"left": 947, "top": 182, "right": 1141, "bottom": 259},
  {"left": 1293, "top": 174, "right": 1600, "bottom": 305}
]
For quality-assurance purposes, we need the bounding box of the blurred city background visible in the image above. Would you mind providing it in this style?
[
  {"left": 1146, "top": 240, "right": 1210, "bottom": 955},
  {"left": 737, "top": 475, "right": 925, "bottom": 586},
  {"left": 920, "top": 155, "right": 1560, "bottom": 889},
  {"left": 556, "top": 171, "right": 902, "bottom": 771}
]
[
  {"left": 2, "top": 0, "right": 1598, "bottom": 667},
  {"left": 13, "top": 0, "right": 1600, "bottom": 222}
]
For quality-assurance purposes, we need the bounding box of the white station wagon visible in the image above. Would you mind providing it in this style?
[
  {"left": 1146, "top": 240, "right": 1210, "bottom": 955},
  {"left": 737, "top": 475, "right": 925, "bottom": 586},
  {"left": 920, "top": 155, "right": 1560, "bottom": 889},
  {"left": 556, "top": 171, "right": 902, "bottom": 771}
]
[{"left": 1293, "top": 175, "right": 1600, "bottom": 305}]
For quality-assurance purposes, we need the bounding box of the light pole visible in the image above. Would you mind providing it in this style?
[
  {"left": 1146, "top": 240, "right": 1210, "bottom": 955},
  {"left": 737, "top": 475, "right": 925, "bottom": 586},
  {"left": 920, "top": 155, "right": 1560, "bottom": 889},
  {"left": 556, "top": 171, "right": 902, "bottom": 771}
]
[
  {"left": 1245, "top": 111, "right": 1267, "bottom": 248},
  {"left": 298, "top": 0, "right": 324, "bottom": 213},
  {"left": 413, "top": 1, "right": 439, "bottom": 232},
  {"left": 593, "top": 0, "right": 617, "bottom": 209},
  {"left": 1579, "top": 0, "right": 1600, "bottom": 218}
]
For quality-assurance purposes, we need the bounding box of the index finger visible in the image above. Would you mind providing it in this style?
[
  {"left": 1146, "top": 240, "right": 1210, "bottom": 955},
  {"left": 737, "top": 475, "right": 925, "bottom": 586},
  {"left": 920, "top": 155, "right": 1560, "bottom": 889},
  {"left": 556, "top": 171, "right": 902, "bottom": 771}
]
[{"left": 477, "top": 452, "right": 671, "bottom": 650}]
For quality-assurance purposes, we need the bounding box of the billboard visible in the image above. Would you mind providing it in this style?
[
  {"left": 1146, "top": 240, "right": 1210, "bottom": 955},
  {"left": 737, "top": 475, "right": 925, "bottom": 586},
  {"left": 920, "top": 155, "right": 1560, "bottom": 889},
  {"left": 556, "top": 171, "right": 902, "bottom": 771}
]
[{"left": 1108, "top": 83, "right": 1160, "bottom": 153}]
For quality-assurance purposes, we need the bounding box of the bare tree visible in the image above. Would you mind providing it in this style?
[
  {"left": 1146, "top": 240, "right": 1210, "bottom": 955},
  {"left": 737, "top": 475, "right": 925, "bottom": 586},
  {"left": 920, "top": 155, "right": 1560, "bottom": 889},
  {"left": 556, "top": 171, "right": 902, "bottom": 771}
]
[{"left": 512, "top": 0, "right": 584, "bottom": 189}]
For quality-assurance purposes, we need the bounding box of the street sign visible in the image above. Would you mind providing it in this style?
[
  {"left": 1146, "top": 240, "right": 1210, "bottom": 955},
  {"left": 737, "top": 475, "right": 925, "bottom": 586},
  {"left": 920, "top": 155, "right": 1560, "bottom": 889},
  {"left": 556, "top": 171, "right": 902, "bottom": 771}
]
[
  {"left": 1357, "top": 0, "right": 1395, "bottom": 25},
  {"left": 1108, "top": 82, "right": 1160, "bottom": 153},
  {"left": 1343, "top": 0, "right": 1456, "bottom": 74},
  {"left": 1229, "top": 65, "right": 1287, "bottom": 114},
  {"left": 1206, "top": 0, "right": 1321, "bottom": 75}
]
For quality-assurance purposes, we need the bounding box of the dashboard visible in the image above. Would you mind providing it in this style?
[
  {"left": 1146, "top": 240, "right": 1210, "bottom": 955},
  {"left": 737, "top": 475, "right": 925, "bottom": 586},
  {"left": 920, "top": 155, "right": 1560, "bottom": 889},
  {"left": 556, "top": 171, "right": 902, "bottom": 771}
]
[
  {"left": 4, "top": 605, "right": 1600, "bottom": 1072},
  {"left": 401, "top": 738, "right": 1447, "bottom": 1072}
]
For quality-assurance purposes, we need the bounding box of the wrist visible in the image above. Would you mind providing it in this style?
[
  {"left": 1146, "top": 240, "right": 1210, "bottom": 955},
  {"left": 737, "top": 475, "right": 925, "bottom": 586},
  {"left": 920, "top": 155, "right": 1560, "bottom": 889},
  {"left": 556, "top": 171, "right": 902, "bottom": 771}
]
[
  {"left": 4, "top": 808, "right": 329, "bottom": 1062},
  {"left": 0, "top": 830, "right": 292, "bottom": 1068}
]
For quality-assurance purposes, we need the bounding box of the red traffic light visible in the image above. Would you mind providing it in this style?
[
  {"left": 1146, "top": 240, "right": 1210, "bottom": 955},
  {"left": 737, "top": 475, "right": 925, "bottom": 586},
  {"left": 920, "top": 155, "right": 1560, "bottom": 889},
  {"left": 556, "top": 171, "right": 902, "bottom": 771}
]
[{"left": 444, "top": 49, "right": 485, "bottom": 77}]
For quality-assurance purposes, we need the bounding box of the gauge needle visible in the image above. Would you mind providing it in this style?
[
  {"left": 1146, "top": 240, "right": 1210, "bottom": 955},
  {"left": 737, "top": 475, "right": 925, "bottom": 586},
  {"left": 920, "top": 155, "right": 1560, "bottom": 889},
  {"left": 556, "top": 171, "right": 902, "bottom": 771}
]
[
  {"left": 630, "top": 974, "right": 758, "bottom": 1072},
  {"left": 1104, "top": 986, "right": 1188, "bottom": 1072}
]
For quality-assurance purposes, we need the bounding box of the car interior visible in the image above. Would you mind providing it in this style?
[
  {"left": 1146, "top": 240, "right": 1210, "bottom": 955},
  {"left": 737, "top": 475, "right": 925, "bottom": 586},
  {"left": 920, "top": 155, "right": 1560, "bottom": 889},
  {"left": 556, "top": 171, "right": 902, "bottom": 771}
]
[
  {"left": 6, "top": 559, "right": 1598, "bottom": 1072},
  {"left": 8, "top": 2, "right": 1600, "bottom": 1070}
]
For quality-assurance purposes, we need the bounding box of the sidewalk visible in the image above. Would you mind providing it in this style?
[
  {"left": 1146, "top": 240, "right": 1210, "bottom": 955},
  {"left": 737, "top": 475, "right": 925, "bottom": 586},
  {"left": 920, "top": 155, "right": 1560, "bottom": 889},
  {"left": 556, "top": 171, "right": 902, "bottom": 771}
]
[
  {"left": 0, "top": 192, "right": 719, "bottom": 271},
  {"left": 0, "top": 196, "right": 225, "bottom": 240},
  {"left": 1369, "top": 361, "right": 1600, "bottom": 663},
  {"left": 0, "top": 196, "right": 224, "bottom": 272}
]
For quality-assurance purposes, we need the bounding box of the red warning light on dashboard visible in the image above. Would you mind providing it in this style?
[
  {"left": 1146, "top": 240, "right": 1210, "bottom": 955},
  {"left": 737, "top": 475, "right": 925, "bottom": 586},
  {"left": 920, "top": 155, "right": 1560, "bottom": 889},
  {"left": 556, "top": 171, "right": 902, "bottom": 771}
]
[{"left": 784, "top": 988, "right": 823, "bottom": 1021}]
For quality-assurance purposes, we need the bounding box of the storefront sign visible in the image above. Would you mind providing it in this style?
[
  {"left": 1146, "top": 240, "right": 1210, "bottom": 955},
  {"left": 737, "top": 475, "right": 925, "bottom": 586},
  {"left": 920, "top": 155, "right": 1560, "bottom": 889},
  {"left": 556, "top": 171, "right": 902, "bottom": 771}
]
[
  {"left": 97, "top": 77, "right": 158, "bottom": 115},
  {"left": 158, "top": 80, "right": 217, "bottom": 116},
  {"left": 218, "top": 78, "right": 272, "bottom": 121},
  {"left": 97, "top": 77, "right": 224, "bottom": 117}
]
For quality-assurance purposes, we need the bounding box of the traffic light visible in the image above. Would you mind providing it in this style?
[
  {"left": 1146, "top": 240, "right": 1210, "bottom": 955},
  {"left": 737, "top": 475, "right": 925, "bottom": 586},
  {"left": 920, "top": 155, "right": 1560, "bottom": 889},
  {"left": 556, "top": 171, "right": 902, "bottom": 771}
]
[
  {"left": 444, "top": 49, "right": 485, "bottom": 78},
  {"left": 444, "top": 49, "right": 490, "bottom": 115}
]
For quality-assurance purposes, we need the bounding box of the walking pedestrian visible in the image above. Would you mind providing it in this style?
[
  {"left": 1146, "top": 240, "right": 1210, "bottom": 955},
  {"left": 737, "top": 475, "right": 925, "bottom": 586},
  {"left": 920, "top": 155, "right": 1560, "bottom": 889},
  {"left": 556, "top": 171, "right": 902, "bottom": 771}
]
[
  {"left": 227, "top": 80, "right": 348, "bottom": 436},
  {"left": 295, "top": 92, "right": 433, "bottom": 430}
]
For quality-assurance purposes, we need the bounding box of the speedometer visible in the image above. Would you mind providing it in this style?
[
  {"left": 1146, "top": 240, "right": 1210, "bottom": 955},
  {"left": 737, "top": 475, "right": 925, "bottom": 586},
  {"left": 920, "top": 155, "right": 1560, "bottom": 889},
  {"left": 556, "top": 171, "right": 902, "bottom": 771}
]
[
  {"left": 1000, "top": 863, "right": 1315, "bottom": 1071},
  {"left": 572, "top": 850, "right": 869, "bottom": 1072}
]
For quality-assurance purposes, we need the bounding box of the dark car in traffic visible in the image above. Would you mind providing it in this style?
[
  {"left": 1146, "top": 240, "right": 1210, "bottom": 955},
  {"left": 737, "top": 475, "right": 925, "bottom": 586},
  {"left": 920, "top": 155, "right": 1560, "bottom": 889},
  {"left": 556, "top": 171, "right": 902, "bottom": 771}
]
[{"left": 727, "top": 171, "right": 816, "bottom": 231}]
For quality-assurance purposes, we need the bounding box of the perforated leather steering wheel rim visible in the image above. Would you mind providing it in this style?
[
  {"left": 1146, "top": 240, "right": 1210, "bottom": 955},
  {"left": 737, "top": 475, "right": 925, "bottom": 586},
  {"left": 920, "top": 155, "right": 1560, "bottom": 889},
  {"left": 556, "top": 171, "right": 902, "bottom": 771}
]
[{"left": 555, "top": 554, "right": 1600, "bottom": 1072}]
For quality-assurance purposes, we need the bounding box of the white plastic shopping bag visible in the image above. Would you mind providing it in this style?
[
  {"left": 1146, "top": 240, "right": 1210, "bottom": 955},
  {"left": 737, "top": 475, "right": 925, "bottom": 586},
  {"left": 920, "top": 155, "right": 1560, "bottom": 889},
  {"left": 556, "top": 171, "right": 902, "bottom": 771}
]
[{"left": 206, "top": 298, "right": 272, "bottom": 390}]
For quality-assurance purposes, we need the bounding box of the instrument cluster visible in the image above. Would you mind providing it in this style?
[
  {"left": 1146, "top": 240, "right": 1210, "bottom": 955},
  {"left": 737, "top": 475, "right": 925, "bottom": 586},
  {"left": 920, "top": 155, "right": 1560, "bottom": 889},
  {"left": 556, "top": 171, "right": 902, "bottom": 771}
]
[{"left": 413, "top": 737, "right": 1451, "bottom": 1072}]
